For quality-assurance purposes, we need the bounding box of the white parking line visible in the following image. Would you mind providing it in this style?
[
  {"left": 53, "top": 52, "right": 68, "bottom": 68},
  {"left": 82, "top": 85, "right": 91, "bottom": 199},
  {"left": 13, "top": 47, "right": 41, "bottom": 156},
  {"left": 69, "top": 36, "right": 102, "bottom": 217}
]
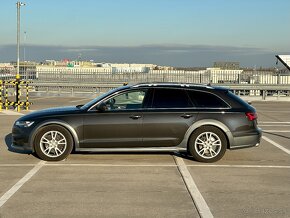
[
  {"left": 70, "top": 98, "right": 92, "bottom": 103},
  {"left": 184, "top": 164, "right": 290, "bottom": 169},
  {"left": 1, "top": 110, "right": 24, "bottom": 115},
  {"left": 259, "top": 111, "right": 290, "bottom": 113},
  {"left": 0, "top": 161, "right": 45, "bottom": 208},
  {"left": 0, "top": 164, "right": 37, "bottom": 167},
  {"left": 259, "top": 125, "right": 290, "bottom": 127},
  {"left": 260, "top": 122, "right": 290, "bottom": 124},
  {"left": 263, "top": 130, "right": 290, "bottom": 133},
  {"left": 174, "top": 156, "right": 213, "bottom": 218},
  {"left": 31, "top": 96, "right": 56, "bottom": 101},
  {"left": 1, "top": 163, "right": 289, "bottom": 169},
  {"left": 262, "top": 136, "right": 290, "bottom": 155}
]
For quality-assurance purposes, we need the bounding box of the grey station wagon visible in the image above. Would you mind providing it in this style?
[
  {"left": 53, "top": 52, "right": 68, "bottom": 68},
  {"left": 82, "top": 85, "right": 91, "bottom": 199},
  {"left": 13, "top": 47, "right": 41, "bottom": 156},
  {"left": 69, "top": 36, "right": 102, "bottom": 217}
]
[{"left": 12, "top": 83, "right": 262, "bottom": 162}]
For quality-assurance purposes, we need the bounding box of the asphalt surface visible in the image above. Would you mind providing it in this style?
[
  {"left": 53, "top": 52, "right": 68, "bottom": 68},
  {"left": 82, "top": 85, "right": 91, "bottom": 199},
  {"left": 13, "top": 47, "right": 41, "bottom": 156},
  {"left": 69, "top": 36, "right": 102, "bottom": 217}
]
[{"left": 0, "top": 97, "right": 290, "bottom": 218}]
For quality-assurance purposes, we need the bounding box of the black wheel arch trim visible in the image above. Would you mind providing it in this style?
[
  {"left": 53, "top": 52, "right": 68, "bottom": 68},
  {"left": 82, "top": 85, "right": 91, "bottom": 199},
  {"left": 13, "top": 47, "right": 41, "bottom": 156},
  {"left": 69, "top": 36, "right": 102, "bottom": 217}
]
[
  {"left": 28, "top": 119, "right": 79, "bottom": 152},
  {"left": 184, "top": 119, "right": 233, "bottom": 150}
]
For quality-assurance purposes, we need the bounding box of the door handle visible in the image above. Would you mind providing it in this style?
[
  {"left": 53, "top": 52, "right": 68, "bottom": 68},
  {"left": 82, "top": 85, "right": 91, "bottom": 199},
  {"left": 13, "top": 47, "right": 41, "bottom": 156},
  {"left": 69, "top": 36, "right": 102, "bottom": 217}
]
[
  {"left": 129, "top": 115, "right": 142, "bottom": 120},
  {"left": 181, "top": 114, "right": 192, "bottom": 119}
]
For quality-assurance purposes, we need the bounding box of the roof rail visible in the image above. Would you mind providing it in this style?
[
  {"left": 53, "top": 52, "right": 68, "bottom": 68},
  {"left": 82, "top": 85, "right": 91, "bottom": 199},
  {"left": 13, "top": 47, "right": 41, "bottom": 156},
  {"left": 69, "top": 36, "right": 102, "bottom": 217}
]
[{"left": 132, "top": 82, "right": 213, "bottom": 89}]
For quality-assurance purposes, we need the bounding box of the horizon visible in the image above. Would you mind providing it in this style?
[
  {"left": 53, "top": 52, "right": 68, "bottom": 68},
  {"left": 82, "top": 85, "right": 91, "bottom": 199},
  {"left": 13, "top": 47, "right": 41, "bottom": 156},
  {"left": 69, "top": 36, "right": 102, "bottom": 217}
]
[{"left": 0, "top": 0, "right": 289, "bottom": 67}]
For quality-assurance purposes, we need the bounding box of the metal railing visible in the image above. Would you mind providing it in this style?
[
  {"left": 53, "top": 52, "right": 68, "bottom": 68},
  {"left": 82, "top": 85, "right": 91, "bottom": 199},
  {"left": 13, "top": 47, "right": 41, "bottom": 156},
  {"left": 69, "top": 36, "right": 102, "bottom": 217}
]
[{"left": 1, "top": 67, "right": 290, "bottom": 99}]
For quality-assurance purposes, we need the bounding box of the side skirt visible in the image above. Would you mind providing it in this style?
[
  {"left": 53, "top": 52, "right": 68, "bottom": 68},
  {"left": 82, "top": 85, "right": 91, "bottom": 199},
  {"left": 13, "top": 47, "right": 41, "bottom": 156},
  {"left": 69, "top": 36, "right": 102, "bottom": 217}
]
[{"left": 76, "top": 147, "right": 187, "bottom": 153}]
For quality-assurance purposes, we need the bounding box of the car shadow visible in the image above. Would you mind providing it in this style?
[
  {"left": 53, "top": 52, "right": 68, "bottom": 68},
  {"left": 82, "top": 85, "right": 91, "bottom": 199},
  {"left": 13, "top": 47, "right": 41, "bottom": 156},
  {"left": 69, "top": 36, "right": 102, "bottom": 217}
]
[
  {"left": 75, "top": 150, "right": 197, "bottom": 161},
  {"left": 5, "top": 133, "right": 32, "bottom": 154}
]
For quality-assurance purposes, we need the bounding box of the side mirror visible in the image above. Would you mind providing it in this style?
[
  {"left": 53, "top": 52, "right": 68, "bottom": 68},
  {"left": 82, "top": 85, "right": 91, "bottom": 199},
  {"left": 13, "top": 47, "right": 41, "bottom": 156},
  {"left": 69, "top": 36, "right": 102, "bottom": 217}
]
[{"left": 96, "top": 102, "right": 107, "bottom": 112}]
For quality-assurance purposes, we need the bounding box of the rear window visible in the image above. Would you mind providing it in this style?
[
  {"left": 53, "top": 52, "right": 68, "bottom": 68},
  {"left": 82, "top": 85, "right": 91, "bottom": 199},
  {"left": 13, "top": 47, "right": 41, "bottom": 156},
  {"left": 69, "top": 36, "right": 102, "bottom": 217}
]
[
  {"left": 226, "top": 90, "right": 250, "bottom": 108},
  {"left": 187, "top": 90, "right": 229, "bottom": 108}
]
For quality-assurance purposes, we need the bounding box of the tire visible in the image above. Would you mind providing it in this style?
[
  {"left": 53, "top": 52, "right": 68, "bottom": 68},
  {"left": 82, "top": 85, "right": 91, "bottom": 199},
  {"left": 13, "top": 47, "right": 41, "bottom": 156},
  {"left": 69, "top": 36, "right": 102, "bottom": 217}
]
[
  {"left": 34, "top": 125, "right": 73, "bottom": 161},
  {"left": 188, "top": 126, "right": 227, "bottom": 163}
]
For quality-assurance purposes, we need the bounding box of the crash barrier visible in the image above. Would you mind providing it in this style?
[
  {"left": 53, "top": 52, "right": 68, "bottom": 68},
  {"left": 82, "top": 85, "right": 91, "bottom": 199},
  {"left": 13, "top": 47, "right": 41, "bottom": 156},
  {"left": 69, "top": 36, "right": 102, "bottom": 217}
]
[{"left": 0, "top": 79, "right": 32, "bottom": 112}]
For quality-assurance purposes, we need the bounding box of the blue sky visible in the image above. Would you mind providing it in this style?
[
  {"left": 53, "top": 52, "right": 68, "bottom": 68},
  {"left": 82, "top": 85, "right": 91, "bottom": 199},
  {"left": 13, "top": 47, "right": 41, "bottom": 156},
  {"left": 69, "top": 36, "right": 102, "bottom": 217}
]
[{"left": 0, "top": 0, "right": 289, "bottom": 67}]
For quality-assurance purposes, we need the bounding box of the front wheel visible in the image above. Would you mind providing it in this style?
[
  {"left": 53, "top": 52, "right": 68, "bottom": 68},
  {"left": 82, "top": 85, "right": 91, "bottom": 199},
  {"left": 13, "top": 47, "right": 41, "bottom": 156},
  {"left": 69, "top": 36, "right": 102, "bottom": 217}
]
[
  {"left": 34, "top": 125, "right": 73, "bottom": 161},
  {"left": 188, "top": 126, "right": 227, "bottom": 163}
]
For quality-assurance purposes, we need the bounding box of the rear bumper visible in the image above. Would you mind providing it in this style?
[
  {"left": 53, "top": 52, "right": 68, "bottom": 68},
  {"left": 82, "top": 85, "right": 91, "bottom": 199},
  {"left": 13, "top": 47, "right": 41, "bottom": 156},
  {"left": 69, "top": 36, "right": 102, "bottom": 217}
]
[{"left": 230, "top": 128, "right": 262, "bottom": 149}]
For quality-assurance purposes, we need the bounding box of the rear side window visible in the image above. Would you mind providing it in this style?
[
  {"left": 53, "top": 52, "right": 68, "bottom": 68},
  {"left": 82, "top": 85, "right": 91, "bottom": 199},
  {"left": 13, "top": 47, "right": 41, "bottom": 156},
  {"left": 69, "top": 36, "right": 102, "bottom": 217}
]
[
  {"left": 152, "top": 88, "right": 192, "bottom": 108},
  {"left": 187, "top": 90, "right": 229, "bottom": 108}
]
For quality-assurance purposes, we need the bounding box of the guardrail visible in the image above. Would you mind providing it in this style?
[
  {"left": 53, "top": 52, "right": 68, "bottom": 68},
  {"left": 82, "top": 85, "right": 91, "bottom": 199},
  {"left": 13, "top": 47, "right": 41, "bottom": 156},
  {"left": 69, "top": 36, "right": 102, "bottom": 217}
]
[
  {"left": 30, "top": 81, "right": 290, "bottom": 100},
  {"left": 2, "top": 67, "right": 290, "bottom": 100}
]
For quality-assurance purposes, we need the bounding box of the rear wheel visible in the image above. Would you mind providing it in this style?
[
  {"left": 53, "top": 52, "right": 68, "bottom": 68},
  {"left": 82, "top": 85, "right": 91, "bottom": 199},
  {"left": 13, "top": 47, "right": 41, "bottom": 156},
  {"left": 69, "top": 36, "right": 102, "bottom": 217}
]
[
  {"left": 34, "top": 125, "right": 73, "bottom": 161},
  {"left": 188, "top": 126, "right": 227, "bottom": 163}
]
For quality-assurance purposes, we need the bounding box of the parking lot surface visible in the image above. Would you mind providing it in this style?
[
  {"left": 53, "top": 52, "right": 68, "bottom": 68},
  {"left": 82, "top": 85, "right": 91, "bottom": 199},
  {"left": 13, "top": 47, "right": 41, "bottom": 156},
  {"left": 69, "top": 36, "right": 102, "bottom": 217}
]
[{"left": 0, "top": 97, "right": 290, "bottom": 217}]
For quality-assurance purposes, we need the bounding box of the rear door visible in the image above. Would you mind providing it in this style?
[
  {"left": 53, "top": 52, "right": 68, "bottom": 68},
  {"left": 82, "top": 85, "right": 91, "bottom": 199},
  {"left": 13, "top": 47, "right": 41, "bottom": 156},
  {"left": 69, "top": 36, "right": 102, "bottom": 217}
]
[{"left": 142, "top": 88, "right": 198, "bottom": 147}]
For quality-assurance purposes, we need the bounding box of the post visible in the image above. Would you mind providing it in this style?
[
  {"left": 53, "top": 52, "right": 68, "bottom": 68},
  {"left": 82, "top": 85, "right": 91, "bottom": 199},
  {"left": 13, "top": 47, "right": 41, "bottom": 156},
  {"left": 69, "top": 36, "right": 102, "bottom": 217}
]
[
  {"left": 16, "top": 2, "right": 25, "bottom": 112},
  {"left": 0, "top": 80, "right": 2, "bottom": 111}
]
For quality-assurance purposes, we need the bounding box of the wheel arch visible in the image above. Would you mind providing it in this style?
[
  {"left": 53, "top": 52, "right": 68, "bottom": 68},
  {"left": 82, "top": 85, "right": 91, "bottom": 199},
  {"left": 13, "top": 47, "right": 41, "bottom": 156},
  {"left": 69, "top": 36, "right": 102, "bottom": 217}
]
[
  {"left": 185, "top": 119, "right": 233, "bottom": 150},
  {"left": 29, "top": 120, "right": 79, "bottom": 152}
]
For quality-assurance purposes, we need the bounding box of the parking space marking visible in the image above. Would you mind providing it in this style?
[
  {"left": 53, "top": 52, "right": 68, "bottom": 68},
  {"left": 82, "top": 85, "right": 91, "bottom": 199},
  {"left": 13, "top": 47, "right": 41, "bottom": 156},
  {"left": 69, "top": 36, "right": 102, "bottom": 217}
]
[
  {"left": 0, "top": 110, "right": 24, "bottom": 116},
  {"left": 259, "top": 125, "right": 290, "bottom": 127},
  {"left": 1, "top": 163, "right": 289, "bottom": 169},
  {"left": 263, "top": 130, "right": 290, "bottom": 133},
  {"left": 69, "top": 98, "right": 92, "bottom": 103},
  {"left": 260, "top": 122, "right": 290, "bottom": 124},
  {"left": 174, "top": 155, "right": 213, "bottom": 218},
  {"left": 30, "top": 96, "right": 56, "bottom": 101},
  {"left": 45, "top": 164, "right": 178, "bottom": 167},
  {"left": 0, "top": 164, "right": 37, "bottom": 167},
  {"left": 258, "top": 111, "right": 290, "bottom": 113},
  {"left": 0, "top": 161, "right": 45, "bottom": 208},
  {"left": 262, "top": 136, "right": 290, "bottom": 155},
  {"left": 184, "top": 164, "right": 290, "bottom": 169}
]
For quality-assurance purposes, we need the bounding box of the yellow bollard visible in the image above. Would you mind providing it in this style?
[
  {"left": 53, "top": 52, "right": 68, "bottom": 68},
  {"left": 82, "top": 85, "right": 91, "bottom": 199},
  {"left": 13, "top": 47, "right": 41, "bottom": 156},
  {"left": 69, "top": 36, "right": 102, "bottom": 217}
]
[{"left": 0, "top": 80, "right": 2, "bottom": 111}]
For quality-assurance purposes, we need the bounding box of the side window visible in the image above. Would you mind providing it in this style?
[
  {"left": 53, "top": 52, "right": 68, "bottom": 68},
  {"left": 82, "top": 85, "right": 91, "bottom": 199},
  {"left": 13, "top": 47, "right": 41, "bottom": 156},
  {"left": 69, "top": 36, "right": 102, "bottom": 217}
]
[
  {"left": 187, "top": 90, "right": 228, "bottom": 108},
  {"left": 152, "top": 88, "right": 192, "bottom": 108},
  {"left": 104, "top": 90, "right": 146, "bottom": 111}
]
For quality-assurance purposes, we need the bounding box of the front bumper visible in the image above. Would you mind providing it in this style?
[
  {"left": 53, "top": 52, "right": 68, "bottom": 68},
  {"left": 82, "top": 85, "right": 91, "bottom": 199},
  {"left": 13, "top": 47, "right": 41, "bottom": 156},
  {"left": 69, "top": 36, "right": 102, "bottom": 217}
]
[{"left": 12, "top": 125, "right": 33, "bottom": 152}]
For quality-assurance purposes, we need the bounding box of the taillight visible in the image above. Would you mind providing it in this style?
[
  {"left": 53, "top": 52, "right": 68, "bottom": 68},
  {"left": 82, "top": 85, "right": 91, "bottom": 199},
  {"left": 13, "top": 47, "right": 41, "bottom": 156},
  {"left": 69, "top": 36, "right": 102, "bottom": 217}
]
[{"left": 246, "top": 112, "right": 257, "bottom": 121}]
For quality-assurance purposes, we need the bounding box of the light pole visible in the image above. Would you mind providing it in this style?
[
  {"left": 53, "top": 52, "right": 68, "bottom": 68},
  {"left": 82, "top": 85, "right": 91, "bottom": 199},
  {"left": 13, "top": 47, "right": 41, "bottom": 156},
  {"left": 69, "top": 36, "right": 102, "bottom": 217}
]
[
  {"left": 24, "top": 31, "right": 26, "bottom": 62},
  {"left": 16, "top": 1, "right": 25, "bottom": 80},
  {"left": 16, "top": 1, "right": 25, "bottom": 112}
]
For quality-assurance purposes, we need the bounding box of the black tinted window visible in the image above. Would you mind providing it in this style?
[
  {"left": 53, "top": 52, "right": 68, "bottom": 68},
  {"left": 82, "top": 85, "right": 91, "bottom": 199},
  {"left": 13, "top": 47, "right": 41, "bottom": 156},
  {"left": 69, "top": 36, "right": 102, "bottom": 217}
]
[
  {"left": 152, "top": 88, "right": 191, "bottom": 108},
  {"left": 187, "top": 90, "right": 228, "bottom": 108}
]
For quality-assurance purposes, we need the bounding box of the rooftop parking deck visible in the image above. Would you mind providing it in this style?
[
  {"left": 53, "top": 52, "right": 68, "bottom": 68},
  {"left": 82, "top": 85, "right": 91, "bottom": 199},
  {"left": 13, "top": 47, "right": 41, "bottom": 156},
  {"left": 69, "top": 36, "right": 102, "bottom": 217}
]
[{"left": 0, "top": 97, "right": 290, "bottom": 217}]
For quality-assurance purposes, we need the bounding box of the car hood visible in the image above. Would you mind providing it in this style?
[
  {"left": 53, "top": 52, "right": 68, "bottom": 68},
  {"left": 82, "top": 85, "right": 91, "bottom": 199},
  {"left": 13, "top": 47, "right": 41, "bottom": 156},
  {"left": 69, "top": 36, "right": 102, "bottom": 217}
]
[{"left": 17, "top": 106, "right": 82, "bottom": 121}]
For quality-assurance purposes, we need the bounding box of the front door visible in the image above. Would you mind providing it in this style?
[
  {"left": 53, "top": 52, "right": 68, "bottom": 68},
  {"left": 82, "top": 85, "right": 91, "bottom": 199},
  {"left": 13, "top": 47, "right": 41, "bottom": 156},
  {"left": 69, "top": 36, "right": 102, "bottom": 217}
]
[{"left": 81, "top": 89, "right": 147, "bottom": 148}]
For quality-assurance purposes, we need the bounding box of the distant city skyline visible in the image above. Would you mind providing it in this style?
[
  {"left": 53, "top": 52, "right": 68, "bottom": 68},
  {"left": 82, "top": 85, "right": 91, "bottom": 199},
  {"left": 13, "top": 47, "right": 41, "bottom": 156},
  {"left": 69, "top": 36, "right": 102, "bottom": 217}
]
[{"left": 0, "top": 0, "right": 289, "bottom": 67}]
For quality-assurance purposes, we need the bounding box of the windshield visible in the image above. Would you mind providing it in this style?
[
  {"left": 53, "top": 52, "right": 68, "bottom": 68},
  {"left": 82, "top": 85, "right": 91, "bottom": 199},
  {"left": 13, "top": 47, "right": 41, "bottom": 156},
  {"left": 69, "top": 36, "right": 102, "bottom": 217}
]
[{"left": 80, "top": 86, "right": 130, "bottom": 110}]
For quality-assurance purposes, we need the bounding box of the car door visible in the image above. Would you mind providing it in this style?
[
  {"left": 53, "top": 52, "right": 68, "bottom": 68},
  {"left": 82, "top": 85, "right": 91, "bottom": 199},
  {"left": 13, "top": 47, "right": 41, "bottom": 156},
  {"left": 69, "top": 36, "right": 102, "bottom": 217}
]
[
  {"left": 81, "top": 89, "right": 148, "bottom": 148},
  {"left": 142, "top": 88, "right": 198, "bottom": 147}
]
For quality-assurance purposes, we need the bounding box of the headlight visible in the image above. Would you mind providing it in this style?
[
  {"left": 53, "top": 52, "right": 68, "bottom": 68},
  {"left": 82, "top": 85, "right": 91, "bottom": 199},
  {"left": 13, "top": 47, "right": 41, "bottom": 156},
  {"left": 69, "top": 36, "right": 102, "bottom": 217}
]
[{"left": 15, "top": 121, "right": 35, "bottom": 127}]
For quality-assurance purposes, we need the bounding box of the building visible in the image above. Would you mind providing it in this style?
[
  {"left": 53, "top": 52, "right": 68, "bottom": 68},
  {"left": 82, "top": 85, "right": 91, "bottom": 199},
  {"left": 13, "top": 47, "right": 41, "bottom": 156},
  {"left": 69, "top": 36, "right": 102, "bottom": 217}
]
[
  {"left": 213, "top": 62, "right": 240, "bottom": 70},
  {"left": 206, "top": 68, "right": 243, "bottom": 83}
]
